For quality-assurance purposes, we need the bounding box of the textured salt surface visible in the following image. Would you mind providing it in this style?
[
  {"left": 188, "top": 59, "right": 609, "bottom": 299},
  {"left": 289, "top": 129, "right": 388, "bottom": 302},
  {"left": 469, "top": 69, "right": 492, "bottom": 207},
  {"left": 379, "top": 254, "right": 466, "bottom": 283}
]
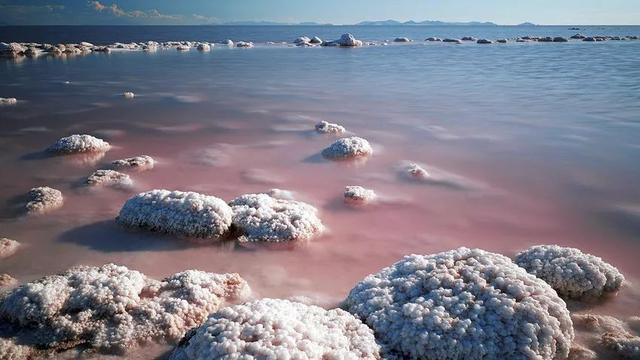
[
  {"left": 24, "top": 186, "right": 64, "bottom": 214},
  {"left": 0, "top": 238, "right": 20, "bottom": 259},
  {"left": 572, "top": 314, "right": 640, "bottom": 359},
  {"left": 86, "top": 169, "right": 133, "bottom": 188},
  {"left": 315, "top": 120, "right": 346, "bottom": 134},
  {"left": 322, "top": 137, "right": 373, "bottom": 160},
  {"left": 46, "top": 134, "right": 111, "bottom": 154},
  {"left": 344, "top": 186, "right": 377, "bottom": 205},
  {"left": 170, "top": 298, "right": 380, "bottom": 360},
  {"left": 345, "top": 247, "right": 574, "bottom": 359}
]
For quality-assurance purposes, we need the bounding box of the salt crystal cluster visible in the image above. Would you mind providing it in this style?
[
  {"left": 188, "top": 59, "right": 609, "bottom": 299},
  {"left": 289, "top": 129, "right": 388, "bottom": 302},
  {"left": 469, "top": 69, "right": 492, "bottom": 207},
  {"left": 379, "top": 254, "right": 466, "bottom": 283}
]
[
  {"left": 572, "top": 314, "right": 640, "bottom": 359},
  {"left": 344, "top": 247, "right": 574, "bottom": 359},
  {"left": 0, "top": 97, "right": 17, "bottom": 105},
  {"left": 0, "top": 264, "right": 251, "bottom": 354},
  {"left": 344, "top": 186, "right": 377, "bottom": 205},
  {"left": 515, "top": 245, "right": 625, "bottom": 300},
  {"left": 117, "top": 190, "right": 233, "bottom": 240},
  {"left": 0, "top": 238, "right": 20, "bottom": 259},
  {"left": 46, "top": 134, "right": 111, "bottom": 154},
  {"left": 111, "top": 155, "right": 155, "bottom": 171},
  {"left": 229, "top": 193, "right": 324, "bottom": 245},
  {"left": 322, "top": 137, "right": 373, "bottom": 160},
  {"left": 169, "top": 299, "right": 380, "bottom": 360},
  {"left": 86, "top": 169, "right": 133, "bottom": 188},
  {"left": 315, "top": 120, "right": 346, "bottom": 134},
  {"left": 24, "top": 186, "right": 64, "bottom": 214}
]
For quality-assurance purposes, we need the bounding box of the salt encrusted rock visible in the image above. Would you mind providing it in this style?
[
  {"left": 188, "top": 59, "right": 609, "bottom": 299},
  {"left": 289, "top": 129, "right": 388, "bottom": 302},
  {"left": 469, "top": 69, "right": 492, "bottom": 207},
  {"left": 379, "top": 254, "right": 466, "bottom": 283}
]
[
  {"left": 0, "top": 264, "right": 251, "bottom": 354},
  {"left": 497, "top": 39, "right": 508, "bottom": 43},
  {"left": 176, "top": 45, "right": 191, "bottom": 51},
  {"left": 0, "top": 238, "right": 20, "bottom": 259},
  {"left": 515, "top": 245, "right": 625, "bottom": 300},
  {"left": 86, "top": 169, "right": 133, "bottom": 188},
  {"left": 123, "top": 91, "right": 135, "bottom": 99},
  {"left": 393, "top": 37, "right": 411, "bottom": 42},
  {"left": 222, "top": 39, "right": 234, "bottom": 46},
  {"left": 0, "top": 97, "right": 17, "bottom": 105},
  {"left": 46, "top": 134, "right": 111, "bottom": 154},
  {"left": 461, "top": 36, "right": 477, "bottom": 41},
  {"left": 111, "top": 155, "right": 155, "bottom": 171},
  {"left": 477, "top": 39, "right": 493, "bottom": 44},
  {"left": 572, "top": 314, "right": 640, "bottom": 359},
  {"left": 315, "top": 120, "right": 346, "bottom": 134},
  {"left": 344, "top": 247, "right": 574, "bottom": 359},
  {"left": 425, "top": 37, "right": 442, "bottom": 41},
  {"left": 117, "top": 190, "right": 233, "bottom": 240},
  {"left": 321, "top": 137, "right": 373, "bottom": 160},
  {"left": 324, "top": 33, "right": 363, "bottom": 47},
  {"left": 344, "top": 186, "right": 377, "bottom": 205},
  {"left": 196, "top": 43, "right": 211, "bottom": 52},
  {"left": 0, "top": 337, "right": 35, "bottom": 359},
  {"left": 229, "top": 193, "right": 324, "bottom": 245},
  {"left": 235, "top": 41, "right": 254, "bottom": 48},
  {"left": 294, "top": 36, "right": 311, "bottom": 45},
  {"left": 554, "top": 37, "right": 569, "bottom": 42},
  {"left": 601, "top": 332, "right": 640, "bottom": 359},
  {"left": 0, "top": 273, "right": 18, "bottom": 288},
  {"left": 0, "top": 42, "right": 26, "bottom": 57},
  {"left": 264, "top": 188, "right": 296, "bottom": 200},
  {"left": 443, "top": 38, "right": 462, "bottom": 44},
  {"left": 25, "top": 187, "right": 64, "bottom": 214},
  {"left": 169, "top": 299, "right": 380, "bottom": 360},
  {"left": 310, "top": 36, "right": 323, "bottom": 44}
]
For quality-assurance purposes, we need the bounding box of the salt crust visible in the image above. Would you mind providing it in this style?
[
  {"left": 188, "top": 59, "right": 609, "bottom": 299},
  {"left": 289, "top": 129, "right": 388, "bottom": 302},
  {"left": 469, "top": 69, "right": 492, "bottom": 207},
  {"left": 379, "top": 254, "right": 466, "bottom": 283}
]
[
  {"left": 25, "top": 187, "right": 64, "bottom": 214},
  {"left": 345, "top": 247, "right": 574, "bottom": 359},
  {"left": 515, "top": 245, "right": 624, "bottom": 299},
  {"left": 46, "top": 134, "right": 111, "bottom": 154},
  {"left": 86, "top": 169, "right": 133, "bottom": 188},
  {"left": 169, "top": 299, "right": 380, "bottom": 360},
  {"left": 0, "top": 264, "right": 250, "bottom": 354},
  {"left": 322, "top": 137, "right": 373, "bottom": 160},
  {"left": 117, "top": 190, "right": 233, "bottom": 240}
]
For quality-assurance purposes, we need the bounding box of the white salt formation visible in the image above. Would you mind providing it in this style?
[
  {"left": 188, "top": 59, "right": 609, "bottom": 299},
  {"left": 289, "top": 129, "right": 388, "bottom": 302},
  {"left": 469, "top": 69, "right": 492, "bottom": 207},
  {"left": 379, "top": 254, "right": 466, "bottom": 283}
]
[
  {"left": 25, "top": 186, "right": 64, "bottom": 214},
  {"left": 345, "top": 247, "right": 574, "bottom": 359},
  {"left": 111, "top": 155, "right": 155, "bottom": 171},
  {"left": 0, "top": 264, "right": 251, "bottom": 354},
  {"left": 0, "top": 238, "right": 20, "bottom": 259},
  {"left": 46, "top": 134, "right": 111, "bottom": 154},
  {"left": 515, "top": 245, "right": 625, "bottom": 300},
  {"left": 315, "top": 120, "right": 346, "bottom": 134},
  {"left": 117, "top": 190, "right": 233, "bottom": 240},
  {"left": 123, "top": 91, "right": 135, "bottom": 99},
  {"left": 169, "top": 299, "right": 380, "bottom": 360},
  {"left": 324, "top": 33, "right": 363, "bottom": 47},
  {"left": 572, "top": 314, "right": 640, "bottom": 359},
  {"left": 344, "top": 186, "right": 377, "bottom": 205},
  {"left": 321, "top": 137, "right": 373, "bottom": 160},
  {"left": 229, "top": 193, "right": 324, "bottom": 245},
  {"left": 86, "top": 169, "right": 133, "bottom": 188},
  {"left": 405, "top": 162, "right": 430, "bottom": 179},
  {"left": 0, "top": 97, "right": 17, "bottom": 105}
]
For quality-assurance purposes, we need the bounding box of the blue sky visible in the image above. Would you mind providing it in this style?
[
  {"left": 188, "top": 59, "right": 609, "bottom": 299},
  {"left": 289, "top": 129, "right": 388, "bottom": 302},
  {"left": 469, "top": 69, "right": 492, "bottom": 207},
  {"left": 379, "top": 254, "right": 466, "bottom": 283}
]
[{"left": 1, "top": 0, "right": 639, "bottom": 25}]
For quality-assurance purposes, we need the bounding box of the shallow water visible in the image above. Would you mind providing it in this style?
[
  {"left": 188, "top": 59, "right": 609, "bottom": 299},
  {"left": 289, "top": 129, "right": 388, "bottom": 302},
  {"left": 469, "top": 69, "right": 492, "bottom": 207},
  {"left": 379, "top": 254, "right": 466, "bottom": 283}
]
[{"left": 1, "top": 26, "right": 640, "bottom": 358}]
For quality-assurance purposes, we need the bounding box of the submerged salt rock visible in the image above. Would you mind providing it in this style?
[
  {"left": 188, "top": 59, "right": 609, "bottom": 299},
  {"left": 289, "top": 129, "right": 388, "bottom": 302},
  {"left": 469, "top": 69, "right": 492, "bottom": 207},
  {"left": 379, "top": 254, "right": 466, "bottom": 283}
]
[
  {"left": 344, "top": 186, "right": 377, "bottom": 205},
  {"left": 0, "top": 97, "right": 17, "bottom": 105},
  {"left": 111, "top": 155, "right": 155, "bottom": 171},
  {"left": 393, "top": 37, "right": 411, "bottom": 42},
  {"left": 229, "top": 193, "right": 324, "bottom": 245},
  {"left": 315, "top": 120, "right": 346, "bottom": 134},
  {"left": 477, "top": 39, "right": 493, "bottom": 44},
  {"left": 325, "top": 33, "right": 363, "bottom": 47},
  {"left": 573, "top": 314, "right": 640, "bottom": 359},
  {"left": 123, "top": 91, "right": 135, "bottom": 99},
  {"left": 405, "top": 162, "right": 429, "bottom": 179},
  {"left": 321, "top": 137, "right": 373, "bottom": 160},
  {"left": 345, "top": 247, "right": 574, "bottom": 359},
  {"left": 0, "top": 264, "right": 251, "bottom": 354},
  {"left": 264, "top": 188, "right": 296, "bottom": 200},
  {"left": 176, "top": 45, "right": 191, "bottom": 51},
  {"left": 222, "top": 39, "right": 234, "bottom": 46},
  {"left": 443, "top": 38, "right": 462, "bottom": 44},
  {"left": 117, "top": 190, "right": 233, "bottom": 240},
  {"left": 310, "top": 36, "right": 323, "bottom": 44},
  {"left": 46, "top": 134, "right": 111, "bottom": 154},
  {"left": 294, "top": 36, "right": 311, "bottom": 45},
  {"left": 86, "top": 169, "right": 133, "bottom": 188},
  {"left": 196, "top": 43, "right": 211, "bottom": 51},
  {"left": 0, "top": 273, "right": 18, "bottom": 288},
  {"left": 515, "top": 245, "right": 625, "bottom": 300},
  {"left": 0, "top": 238, "right": 20, "bottom": 259},
  {"left": 170, "top": 299, "right": 380, "bottom": 360},
  {"left": 568, "top": 344, "right": 597, "bottom": 360},
  {"left": 235, "top": 41, "right": 254, "bottom": 48},
  {"left": 25, "top": 187, "right": 63, "bottom": 214}
]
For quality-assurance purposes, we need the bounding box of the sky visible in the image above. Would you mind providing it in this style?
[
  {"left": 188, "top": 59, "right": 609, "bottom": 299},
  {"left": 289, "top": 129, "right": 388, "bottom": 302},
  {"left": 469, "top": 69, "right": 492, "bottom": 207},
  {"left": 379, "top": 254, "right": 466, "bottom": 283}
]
[{"left": 1, "top": 0, "right": 639, "bottom": 26}]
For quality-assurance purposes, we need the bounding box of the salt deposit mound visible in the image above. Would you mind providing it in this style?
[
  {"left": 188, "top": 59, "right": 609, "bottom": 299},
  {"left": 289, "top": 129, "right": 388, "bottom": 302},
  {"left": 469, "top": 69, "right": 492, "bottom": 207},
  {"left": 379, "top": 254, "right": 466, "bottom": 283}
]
[
  {"left": 321, "top": 137, "right": 373, "bottom": 160},
  {"left": 344, "top": 247, "right": 574, "bottom": 359},
  {"left": 0, "top": 264, "right": 251, "bottom": 354},
  {"left": 46, "top": 134, "right": 111, "bottom": 154},
  {"left": 324, "top": 33, "right": 363, "bottom": 47},
  {"left": 169, "top": 299, "right": 380, "bottom": 360},
  {"left": 572, "top": 314, "right": 640, "bottom": 359},
  {"left": 0, "top": 238, "right": 19, "bottom": 259},
  {"left": 123, "top": 91, "right": 135, "bottom": 99},
  {"left": 515, "top": 245, "right": 624, "bottom": 300},
  {"left": 229, "top": 193, "right": 324, "bottom": 245},
  {"left": 344, "top": 185, "right": 377, "bottom": 205},
  {"left": 117, "top": 190, "right": 233, "bottom": 240},
  {"left": 25, "top": 186, "right": 64, "bottom": 214},
  {"left": 0, "top": 97, "right": 17, "bottom": 105},
  {"left": 86, "top": 169, "right": 133, "bottom": 188},
  {"left": 315, "top": 120, "right": 346, "bottom": 134},
  {"left": 111, "top": 155, "right": 155, "bottom": 171},
  {"left": 0, "top": 274, "right": 18, "bottom": 288}
]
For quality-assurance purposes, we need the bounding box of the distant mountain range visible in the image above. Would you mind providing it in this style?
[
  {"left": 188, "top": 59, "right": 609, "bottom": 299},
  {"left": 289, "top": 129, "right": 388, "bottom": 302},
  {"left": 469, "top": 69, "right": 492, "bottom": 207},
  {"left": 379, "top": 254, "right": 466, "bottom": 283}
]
[{"left": 355, "top": 20, "right": 498, "bottom": 26}]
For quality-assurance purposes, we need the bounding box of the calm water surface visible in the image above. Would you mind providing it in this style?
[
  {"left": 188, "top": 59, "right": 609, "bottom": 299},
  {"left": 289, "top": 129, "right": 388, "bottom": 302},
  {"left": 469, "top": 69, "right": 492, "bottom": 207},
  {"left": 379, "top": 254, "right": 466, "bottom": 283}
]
[{"left": 1, "top": 26, "right": 639, "bottom": 358}]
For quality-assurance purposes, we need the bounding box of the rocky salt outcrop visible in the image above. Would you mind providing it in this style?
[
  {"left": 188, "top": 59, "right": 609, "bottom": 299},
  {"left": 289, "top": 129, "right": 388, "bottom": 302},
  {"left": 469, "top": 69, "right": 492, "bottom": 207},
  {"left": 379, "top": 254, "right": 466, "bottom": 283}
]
[
  {"left": 324, "top": 33, "right": 363, "bottom": 47},
  {"left": 443, "top": 38, "right": 462, "bottom": 44},
  {"left": 196, "top": 43, "right": 211, "bottom": 51},
  {"left": 0, "top": 264, "right": 251, "bottom": 354},
  {"left": 315, "top": 120, "right": 346, "bottom": 134},
  {"left": 425, "top": 37, "right": 442, "bottom": 42},
  {"left": 0, "top": 238, "right": 20, "bottom": 259},
  {"left": 321, "top": 137, "right": 373, "bottom": 160},
  {"left": 393, "top": 37, "right": 411, "bottom": 43},
  {"left": 229, "top": 193, "right": 324, "bottom": 245},
  {"left": 170, "top": 299, "right": 380, "bottom": 360},
  {"left": 235, "top": 41, "right": 254, "bottom": 48},
  {"left": 46, "top": 134, "right": 111, "bottom": 154},
  {"left": 0, "top": 97, "right": 17, "bottom": 105},
  {"left": 344, "top": 186, "right": 377, "bottom": 205},
  {"left": 0, "top": 273, "right": 18, "bottom": 288},
  {"left": 117, "top": 190, "right": 233, "bottom": 240},
  {"left": 497, "top": 39, "right": 508, "bottom": 43},
  {"left": 86, "top": 169, "right": 133, "bottom": 188},
  {"left": 0, "top": 42, "right": 26, "bottom": 57},
  {"left": 310, "top": 36, "right": 323, "bottom": 44},
  {"left": 515, "top": 245, "right": 625, "bottom": 300},
  {"left": 24, "top": 186, "right": 64, "bottom": 214},
  {"left": 344, "top": 247, "right": 574, "bottom": 359},
  {"left": 111, "top": 155, "right": 155, "bottom": 171},
  {"left": 477, "top": 39, "right": 493, "bottom": 44}
]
